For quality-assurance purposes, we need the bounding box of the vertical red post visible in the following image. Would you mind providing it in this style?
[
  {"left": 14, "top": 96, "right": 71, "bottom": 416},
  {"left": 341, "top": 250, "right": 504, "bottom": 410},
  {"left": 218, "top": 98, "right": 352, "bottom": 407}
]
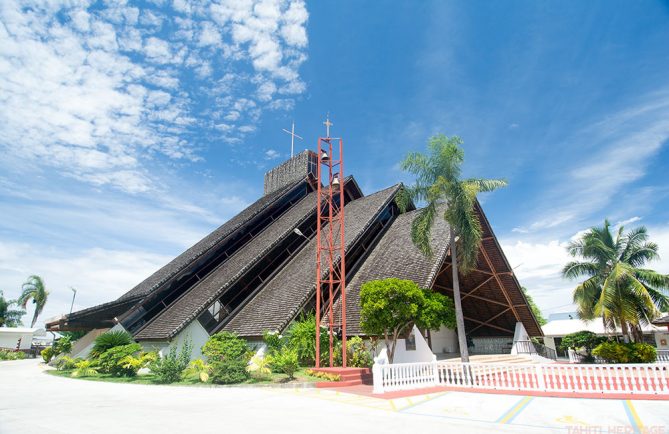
[{"left": 315, "top": 134, "right": 347, "bottom": 368}]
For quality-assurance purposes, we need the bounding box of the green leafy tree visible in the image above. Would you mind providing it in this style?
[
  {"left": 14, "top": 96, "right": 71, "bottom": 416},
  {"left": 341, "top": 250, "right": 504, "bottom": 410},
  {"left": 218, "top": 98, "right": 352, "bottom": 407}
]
[
  {"left": 283, "top": 313, "right": 331, "bottom": 366},
  {"left": 359, "top": 278, "right": 456, "bottom": 363},
  {"left": 562, "top": 220, "right": 669, "bottom": 342},
  {"left": 17, "top": 275, "right": 49, "bottom": 327},
  {"left": 0, "top": 290, "right": 25, "bottom": 327},
  {"left": 559, "top": 330, "right": 606, "bottom": 361},
  {"left": 397, "top": 134, "right": 507, "bottom": 362},
  {"left": 521, "top": 287, "right": 547, "bottom": 326}
]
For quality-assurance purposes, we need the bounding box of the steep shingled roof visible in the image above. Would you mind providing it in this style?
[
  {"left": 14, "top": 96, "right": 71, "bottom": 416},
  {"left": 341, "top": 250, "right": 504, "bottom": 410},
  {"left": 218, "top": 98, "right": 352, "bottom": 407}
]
[
  {"left": 334, "top": 208, "right": 451, "bottom": 335},
  {"left": 224, "top": 184, "right": 401, "bottom": 337},
  {"left": 134, "top": 189, "right": 320, "bottom": 340},
  {"left": 119, "top": 179, "right": 306, "bottom": 302},
  {"left": 51, "top": 179, "right": 307, "bottom": 332}
]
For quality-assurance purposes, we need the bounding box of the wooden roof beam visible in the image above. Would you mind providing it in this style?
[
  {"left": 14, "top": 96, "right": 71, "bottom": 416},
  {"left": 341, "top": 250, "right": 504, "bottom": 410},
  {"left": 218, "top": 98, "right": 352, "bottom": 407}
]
[
  {"left": 468, "top": 308, "right": 511, "bottom": 334},
  {"left": 479, "top": 244, "right": 521, "bottom": 322},
  {"left": 464, "top": 316, "right": 514, "bottom": 334}
]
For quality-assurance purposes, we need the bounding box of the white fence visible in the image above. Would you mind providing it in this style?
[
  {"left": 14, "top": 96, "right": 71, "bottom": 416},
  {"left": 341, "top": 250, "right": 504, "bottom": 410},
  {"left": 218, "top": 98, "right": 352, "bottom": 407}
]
[
  {"left": 372, "top": 360, "right": 669, "bottom": 395},
  {"left": 658, "top": 350, "right": 669, "bottom": 363}
]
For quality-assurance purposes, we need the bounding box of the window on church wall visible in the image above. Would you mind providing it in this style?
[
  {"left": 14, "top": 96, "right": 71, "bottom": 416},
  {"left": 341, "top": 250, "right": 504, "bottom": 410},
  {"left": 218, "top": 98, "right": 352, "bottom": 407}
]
[{"left": 405, "top": 332, "right": 416, "bottom": 351}]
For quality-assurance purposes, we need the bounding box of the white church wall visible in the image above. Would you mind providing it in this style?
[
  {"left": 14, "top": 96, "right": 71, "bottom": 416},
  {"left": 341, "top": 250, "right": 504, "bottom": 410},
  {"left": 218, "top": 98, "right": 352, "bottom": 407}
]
[
  {"left": 140, "top": 321, "right": 210, "bottom": 361},
  {"left": 655, "top": 331, "right": 669, "bottom": 350},
  {"left": 430, "top": 326, "right": 458, "bottom": 354},
  {"left": 391, "top": 325, "right": 435, "bottom": 364}
]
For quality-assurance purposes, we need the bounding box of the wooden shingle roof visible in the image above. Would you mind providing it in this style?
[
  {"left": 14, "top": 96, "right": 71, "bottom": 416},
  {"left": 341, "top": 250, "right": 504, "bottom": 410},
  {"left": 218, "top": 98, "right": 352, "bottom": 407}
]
[
  {"left": 335, "top": 208, "right": 451, "bottom": 335},
  {"left": 134, "top": 189, "right": 321, "bottom": 340},
  {"left": 119, "top": 179, "right": 306, "bottom": 302},
  {"left": 224, "top": 184, "right": 401, "bottom": 337}
]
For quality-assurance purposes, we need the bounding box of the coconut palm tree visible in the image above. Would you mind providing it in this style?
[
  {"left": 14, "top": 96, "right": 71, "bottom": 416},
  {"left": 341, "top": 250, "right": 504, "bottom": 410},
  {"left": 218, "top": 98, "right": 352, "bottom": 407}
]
[
  {"left": 17, "top": 275, "right": 50, "bottom": 328},
  {"left": 397, "top": 134, "right": 507, "bottom": 362},
  {"left": 562, "top": 220, "right": 669, "bottom": 342}
]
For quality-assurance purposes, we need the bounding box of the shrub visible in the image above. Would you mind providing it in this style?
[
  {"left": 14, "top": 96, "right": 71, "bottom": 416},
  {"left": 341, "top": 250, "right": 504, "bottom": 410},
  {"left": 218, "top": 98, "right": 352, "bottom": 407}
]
[
  {"left": 120, "top": 352, "right": 157, "bottom": 375},
  {"left": 90, "top": 331, "right": 133, "bottom": 358},
  {"left": 184, "top": 359, "right": 212, "bottom": 383},
  {"left": 72, "top": 360, "right": 98, "bottom": 377},
  {"left": 54, "top": 336, "right": 72, "bottom": 355},
  {"left": 262, "top": 330, "right": 284, "bottom": 356},
  {"left": 246, "top": 355, "right": 272, "bottom": 380},
  {"left": 54, "top": 356, "right": 80, "bottom": 371},
  {"left": 593, "top": 342, "right": 657, "bottom": 363},
  {"left": 0, "top": 349, "right": 26, "bottom": 361},
  {"left": 97, "top": 343, "right": 143, "bottom": 376},
  {"left": 284, "top": 314, "right": 317, "bottom": 365},
  {"left": 150, "top": 340, "right": 192, "bottom": 384},
  {"left": 271, "top": 347, "right": 299, "bottom": 379},
  {"left": 346, "top": 336, "right": 373, "bottom": 368},
  {"left": 41, "top": 347, "right": 55, "bottom": 363},
  {"left": 203, "top": 331, "right": 250, "bottom": 384}
]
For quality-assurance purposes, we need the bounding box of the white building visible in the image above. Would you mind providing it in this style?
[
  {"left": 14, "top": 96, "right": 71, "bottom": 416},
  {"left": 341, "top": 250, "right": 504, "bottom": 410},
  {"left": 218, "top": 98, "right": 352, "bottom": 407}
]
[
  {"left": 0, "top": 327, "right": 45, "bottom": 350},
  {"left": 542, "top": 312, "right": 667, "bottom": 357}
]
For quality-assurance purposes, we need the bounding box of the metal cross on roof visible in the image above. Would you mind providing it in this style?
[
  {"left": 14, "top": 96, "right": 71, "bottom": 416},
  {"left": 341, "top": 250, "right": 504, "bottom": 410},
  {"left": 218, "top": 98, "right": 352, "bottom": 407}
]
[
  {"left": 282, "top": 121, "right": 302, "bottom": 158},
  {"left": 323, "top": 114, "right": 333, "bottom": 138}
]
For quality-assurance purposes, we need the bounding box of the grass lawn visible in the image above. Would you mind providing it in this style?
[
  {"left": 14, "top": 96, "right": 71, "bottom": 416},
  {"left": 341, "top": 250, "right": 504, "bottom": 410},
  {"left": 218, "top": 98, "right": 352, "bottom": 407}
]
[{"left": 46, "top": 367, "right": 323, "bottom": 386}]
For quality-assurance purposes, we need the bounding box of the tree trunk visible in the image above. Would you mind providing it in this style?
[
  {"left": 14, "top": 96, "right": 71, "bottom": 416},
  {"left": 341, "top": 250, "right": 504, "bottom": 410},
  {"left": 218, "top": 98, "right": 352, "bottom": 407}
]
[
  {"left": 30, "top": 307, "right": 39, "bottom": 328},
  {"left": 621, "top": 320, "right": 630, "bottom": 343},
  {"left": 450, "top": 227, "right": 470, "bottom": 363}
]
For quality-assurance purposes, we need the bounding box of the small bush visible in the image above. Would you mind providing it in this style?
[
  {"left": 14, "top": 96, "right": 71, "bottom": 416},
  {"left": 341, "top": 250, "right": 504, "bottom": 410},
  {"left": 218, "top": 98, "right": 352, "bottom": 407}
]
[
  {"left": 41, "top": 347, "right": 55, "bottom": 363},
  {"left": 150, "top": 340, "right": 192, "bottom": 384},
  {"left": 97, "top": 343, "right": 143, "bottom": 376},
  {"left": 72, "top": 360, "right": 98, "bottom": 377},
  {"left": 90, "top": 331, "right": 133, "bottom": 358},
  {"left": 0, "top": 349, "right": 26, "bottom": 361},
  {"left": 203, "top": 332, "right": 250, "bottom": 384},
  {"left": 246, "top": 355, "right": 272, "bottom": 380},
  {"left": 184, "top": 359, "right": 212, "bottom": 383},
  {"left": 347, "top": 336, "right": 373, "bottom": 368},
  {"left": 262, "top": 330, "right": 284, "bottom": 356},
  {"left": 271, "top": 347, "right": 299, "bottom": 379},
  {"left": 55, "top": 356, "right": 80, "bottom": 371},
  {"left": 54, "top": 336, "right": 72, "bottom": 355},
  {"left": 593, "top": 342, "right": 657, "bottom": 363}
]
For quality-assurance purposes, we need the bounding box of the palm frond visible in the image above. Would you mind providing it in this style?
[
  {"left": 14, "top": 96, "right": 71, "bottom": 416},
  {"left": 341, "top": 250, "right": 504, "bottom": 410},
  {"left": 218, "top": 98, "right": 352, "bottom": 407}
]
[
  {"left": 465, "top": 178, "right": 508, "bottom": 193},
  {"left": 562, "top": 261, "right": 599, "bottom": 279},
  {"left": 410, "top": 203, "right": 437, "bottom": 257}
]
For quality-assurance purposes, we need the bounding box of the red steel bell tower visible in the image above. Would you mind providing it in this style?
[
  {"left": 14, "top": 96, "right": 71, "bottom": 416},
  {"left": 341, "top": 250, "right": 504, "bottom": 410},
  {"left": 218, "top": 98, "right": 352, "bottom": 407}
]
[{"left": 315, "top": 115, "right": 347, "bottom": 368}]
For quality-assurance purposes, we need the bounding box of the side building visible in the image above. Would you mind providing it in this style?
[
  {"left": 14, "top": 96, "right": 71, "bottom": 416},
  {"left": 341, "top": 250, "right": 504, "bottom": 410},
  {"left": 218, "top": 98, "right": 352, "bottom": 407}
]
[{"left": 48, "top": 150, "right": 542, "bottom": 360}]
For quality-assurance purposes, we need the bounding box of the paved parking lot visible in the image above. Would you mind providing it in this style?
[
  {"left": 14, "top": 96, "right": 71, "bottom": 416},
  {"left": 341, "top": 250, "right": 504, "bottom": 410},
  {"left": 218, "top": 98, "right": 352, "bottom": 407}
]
[{"left": 1, "top": 359, "right": 667, "bottom": 434}]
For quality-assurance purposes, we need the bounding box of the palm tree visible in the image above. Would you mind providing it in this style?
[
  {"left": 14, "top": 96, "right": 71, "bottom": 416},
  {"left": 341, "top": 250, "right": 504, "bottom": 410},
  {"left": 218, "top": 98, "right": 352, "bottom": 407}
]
[
  {"left": 398, "top": 134, "right": 507, "bottom": 362},
  {"left": 17, "top": 275, "right": 50, "bottom": 328},
  {"left": 562, "top": 220, "right": 669, "bottom": 342},
  {"left": 0, "top": 290, "right": 25, "bottom": 327}
]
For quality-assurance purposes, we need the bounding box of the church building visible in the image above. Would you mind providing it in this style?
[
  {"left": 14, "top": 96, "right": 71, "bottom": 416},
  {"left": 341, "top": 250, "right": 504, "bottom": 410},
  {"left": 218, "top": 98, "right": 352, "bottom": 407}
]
[{"left": 47, "top": 150, "right": 542, "bottom": 359}]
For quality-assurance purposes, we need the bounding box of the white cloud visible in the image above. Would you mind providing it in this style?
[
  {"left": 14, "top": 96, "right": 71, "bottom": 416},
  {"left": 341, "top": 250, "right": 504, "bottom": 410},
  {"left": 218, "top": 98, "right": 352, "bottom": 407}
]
[
  {"left": 0, "top": 241, "right": 172, "bottom": 327},
  {"left": 511, "top": 89, "right": 669, "bottom": 237},
  {"left": 264, "top": 149, "right": 280, "bottom": 159},
  {"left": 0, "top": 0, "right": 309, "bottom": 194}
]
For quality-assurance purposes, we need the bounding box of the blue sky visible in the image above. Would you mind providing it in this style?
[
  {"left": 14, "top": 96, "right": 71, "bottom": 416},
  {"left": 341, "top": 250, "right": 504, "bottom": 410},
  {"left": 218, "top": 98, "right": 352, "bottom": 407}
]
[{"left": 1, "top": 0, "right": 669, "bottom": 326}]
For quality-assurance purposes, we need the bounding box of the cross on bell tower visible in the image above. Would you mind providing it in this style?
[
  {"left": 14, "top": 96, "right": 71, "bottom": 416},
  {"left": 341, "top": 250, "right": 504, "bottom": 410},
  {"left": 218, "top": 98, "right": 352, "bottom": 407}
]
[{"left": 323, "top": 114, "right": 333, "bottom": 138}]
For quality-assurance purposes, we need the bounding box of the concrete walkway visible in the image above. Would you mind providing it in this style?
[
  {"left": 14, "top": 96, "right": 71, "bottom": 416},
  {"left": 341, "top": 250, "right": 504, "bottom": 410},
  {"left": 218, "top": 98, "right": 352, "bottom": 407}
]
[{"left": 1, "top": 359, "right": 668, "bottom": 434}]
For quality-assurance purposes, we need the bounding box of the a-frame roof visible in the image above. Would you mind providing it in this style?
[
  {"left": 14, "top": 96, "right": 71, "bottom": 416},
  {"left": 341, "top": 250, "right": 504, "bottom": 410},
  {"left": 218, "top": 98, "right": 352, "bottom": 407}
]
[{"left": 337, "top": 202, "right": 543, "bottom": 337}]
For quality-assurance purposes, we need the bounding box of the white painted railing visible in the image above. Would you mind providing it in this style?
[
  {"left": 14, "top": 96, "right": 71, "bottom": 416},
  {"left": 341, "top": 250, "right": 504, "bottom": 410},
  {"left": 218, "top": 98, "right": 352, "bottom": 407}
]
[
  {"left": 372, "top": 360, "right": 669, "bottom": 395},
  {"left": 658, "top": 350, "right": 669, "bottom": 363}
]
